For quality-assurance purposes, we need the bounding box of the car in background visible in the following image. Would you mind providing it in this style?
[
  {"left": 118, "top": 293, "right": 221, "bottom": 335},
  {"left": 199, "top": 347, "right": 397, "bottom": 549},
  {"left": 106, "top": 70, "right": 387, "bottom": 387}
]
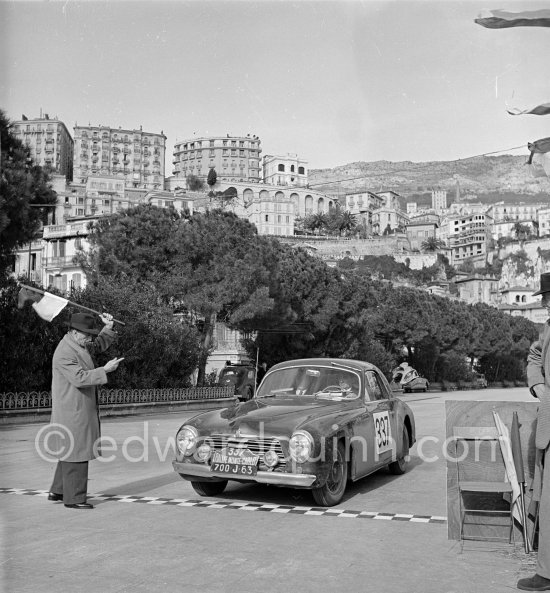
[
  {"left": 391, "top": 362, "right": 429, "bottom": 393},
  {"left": 172, "top": 358, "right": 416, "bottom": 506},
  {"left": 474, "top": 373, "right": 488, "bottom": 388},
  {"left": 217, "top": 364, "right": 256, "bottom": 401}
]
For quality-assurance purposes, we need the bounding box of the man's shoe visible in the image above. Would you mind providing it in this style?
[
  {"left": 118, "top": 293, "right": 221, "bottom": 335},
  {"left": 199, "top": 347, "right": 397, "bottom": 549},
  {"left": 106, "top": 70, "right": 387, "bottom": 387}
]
[
  {"left": 47, "top": 492, "right": 63, "bottom": 502},
  {"left": 64, "top": 503, "right": 94, "bottom": 509},
  {"left": 517, "top": 574, "right": 550, "bottom": 591}
]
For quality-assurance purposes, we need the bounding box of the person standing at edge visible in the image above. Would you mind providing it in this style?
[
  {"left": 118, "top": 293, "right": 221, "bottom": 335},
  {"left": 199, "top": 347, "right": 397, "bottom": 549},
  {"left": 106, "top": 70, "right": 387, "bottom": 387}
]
[
  {"left": 47, "top": 312, "right": 123, "bottom": 510},
  {"left": 519, "top": 273, "right": 550, "bottom": 591}
]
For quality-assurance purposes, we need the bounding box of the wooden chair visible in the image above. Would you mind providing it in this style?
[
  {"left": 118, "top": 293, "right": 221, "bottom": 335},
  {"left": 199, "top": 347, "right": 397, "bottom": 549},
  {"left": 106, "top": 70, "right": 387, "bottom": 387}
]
[{"left": 453, "top": 426, "right": 514, "bottom": 543}]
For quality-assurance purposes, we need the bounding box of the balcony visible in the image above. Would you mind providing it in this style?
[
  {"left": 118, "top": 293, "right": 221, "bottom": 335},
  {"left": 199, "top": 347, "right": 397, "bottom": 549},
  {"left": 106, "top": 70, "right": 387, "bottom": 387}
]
[
  {"left": 43, "top": 222, "right": 89, "bottom": 239},
  {"left": 43, "top": 256, "right": 79, "bottom": 269}
]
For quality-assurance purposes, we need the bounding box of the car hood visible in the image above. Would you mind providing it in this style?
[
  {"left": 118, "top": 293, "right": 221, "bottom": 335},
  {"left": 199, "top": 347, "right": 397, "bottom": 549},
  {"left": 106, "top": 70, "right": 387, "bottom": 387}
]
[{"left": 190, "top": 396, "right": 352, "bottom": 436}]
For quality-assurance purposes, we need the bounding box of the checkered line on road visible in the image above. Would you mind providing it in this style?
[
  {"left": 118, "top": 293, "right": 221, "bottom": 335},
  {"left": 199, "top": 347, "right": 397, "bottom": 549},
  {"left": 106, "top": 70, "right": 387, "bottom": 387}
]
[{"left": 0, "top": 487, "right": 447, "bottom": 524}]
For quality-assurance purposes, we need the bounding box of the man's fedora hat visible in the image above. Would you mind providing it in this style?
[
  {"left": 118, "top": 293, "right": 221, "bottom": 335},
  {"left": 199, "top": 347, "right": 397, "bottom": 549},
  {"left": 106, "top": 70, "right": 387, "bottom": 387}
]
[
  {"left": 533, "top": 273, "right": 550, "bottom": 296},
  {"left": 66, "top": 313, "right": 100, "bottom": 335}
]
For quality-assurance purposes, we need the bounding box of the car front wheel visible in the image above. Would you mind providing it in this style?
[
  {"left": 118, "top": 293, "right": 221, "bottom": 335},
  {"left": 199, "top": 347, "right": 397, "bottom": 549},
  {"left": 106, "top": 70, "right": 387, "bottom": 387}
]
[
  {"left": 190, "top": 479, "right": 228, "bottom": 497},
  {"left": 312, "top": 441, "right": 348, "bottom": 506}
]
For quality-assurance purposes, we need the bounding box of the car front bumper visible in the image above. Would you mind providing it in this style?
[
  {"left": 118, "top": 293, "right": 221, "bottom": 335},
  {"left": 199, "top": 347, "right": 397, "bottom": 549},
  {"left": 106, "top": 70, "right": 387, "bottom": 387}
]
[{"left": 172, "top": 461, "right": 317, "bottom": 487}]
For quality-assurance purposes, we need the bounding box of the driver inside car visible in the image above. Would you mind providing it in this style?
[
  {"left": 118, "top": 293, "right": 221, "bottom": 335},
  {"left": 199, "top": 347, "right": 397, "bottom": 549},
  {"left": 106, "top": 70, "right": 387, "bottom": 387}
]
[{"left": 338, "top": 376, "right": 358, "bottom": 398}]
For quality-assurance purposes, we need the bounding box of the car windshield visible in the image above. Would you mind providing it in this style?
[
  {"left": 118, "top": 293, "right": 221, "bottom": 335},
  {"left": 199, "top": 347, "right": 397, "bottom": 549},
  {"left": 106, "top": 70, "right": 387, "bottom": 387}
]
[{"left": 256, "top": 365, "right": 360, "bottom": 400}]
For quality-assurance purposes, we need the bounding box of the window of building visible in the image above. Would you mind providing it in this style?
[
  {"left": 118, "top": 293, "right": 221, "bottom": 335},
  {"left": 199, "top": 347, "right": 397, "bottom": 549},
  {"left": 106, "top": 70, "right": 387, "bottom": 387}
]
[
  {"left": 298, "top": 166, "right": 305, "bottom": 174},
  {"left": 278, "top": 164, "right": 285, "bottom": 172}
]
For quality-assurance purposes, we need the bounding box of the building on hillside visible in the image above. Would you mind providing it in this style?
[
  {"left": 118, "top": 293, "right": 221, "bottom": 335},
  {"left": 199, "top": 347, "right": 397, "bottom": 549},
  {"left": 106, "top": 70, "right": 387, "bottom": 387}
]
[
  {"left": 406, "top": 219, "right": 439, "bottom": 251},
  {"left": 263, "top": 153, "right": 308, "bottom": 187},
  {"left": 407, "top": 202, "right": 417, "bottom": 215},
  {"left": 486, "top": 202, "right": 548, "bottom": 223},
  {"left": 498, "top": 301, "right": 547, "bottom": 324},
  {"left": 500, "top": 286, "right": 539, "bottom": 306},
  {"left": 448, "top": 202, "right": 488, "bottom": 216},
  {"left": 454, "top": 274, "right": 500, "bottom": 306},
  {"left": 198, "top": 180, "right": 336, "bottom": 230},
  {"left": 376, "top": 190, "right": 401, "bottom": 210},
  {"left": 443, "top": 212, "right": 493, "bottom": 266},
  {"left": 73, "top": 124, "right": 166, "bottom": 189},
  {"left": 431, "top": 189, "right": 447, "bottom": 213},
  {"left": 372, "top": 207, "right": 409, "bottom": 235},
  {"left": 491, "top": 219, "right": 537, "bottom": 241},
  {"left": 342, "top": 191, "right": 385, "bottom": 235},
  {"left": 11, "top": 114, "right": 74, "bottom": 180},
  {"left": 172, "top": 134, "right": 262, "bottom": 184},
  {"left": 538, "top": 208, "right": 550, "bottom": 237}
]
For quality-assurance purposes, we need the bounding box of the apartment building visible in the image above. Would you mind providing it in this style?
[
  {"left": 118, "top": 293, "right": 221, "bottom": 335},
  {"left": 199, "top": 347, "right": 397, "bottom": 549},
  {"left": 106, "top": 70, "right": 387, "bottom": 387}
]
[
  {"left": 443, "top": 212, "right": 493, "bottom": 265},
  {"left": 172, "top": 134, "right": 262, "bottom": 183},
  {"left": 431, "top": 189, "right": 447, "bottom": 213},
  {"left": 11, "top": 114, "right": 74, "bottom": 179},
  {"left": 263, "top": 153, "right": 308, "bottom": 187},
  {"left": 486, "top": 202, "right": 549, "bottom": 223},
  {"left": 73, "top": 125, "right": 166, "bottom": 189}
]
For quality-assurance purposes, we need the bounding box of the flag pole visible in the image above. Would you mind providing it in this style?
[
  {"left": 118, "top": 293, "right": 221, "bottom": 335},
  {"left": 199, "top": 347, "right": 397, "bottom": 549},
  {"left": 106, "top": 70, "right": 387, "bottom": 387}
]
[
  {"left": 511, "top": 411, "right": 530, "bottom": 553},
  {"left": 18, "top": 283, "right": 126, "bottom": 326}
]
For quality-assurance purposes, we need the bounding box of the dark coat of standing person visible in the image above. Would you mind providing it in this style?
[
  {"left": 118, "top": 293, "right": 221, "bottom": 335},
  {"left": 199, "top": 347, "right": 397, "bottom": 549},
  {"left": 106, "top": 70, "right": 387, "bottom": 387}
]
[
  {"left": 519, "top": 273, "right": 550, "bottom": 591},
  {"left": 47, "top": 312, "right": 123, "bottom": 510}
]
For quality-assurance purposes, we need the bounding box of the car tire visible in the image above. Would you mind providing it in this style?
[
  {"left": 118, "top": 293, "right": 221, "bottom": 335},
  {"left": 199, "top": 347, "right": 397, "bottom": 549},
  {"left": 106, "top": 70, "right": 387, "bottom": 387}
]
[
  {"left": 190, "top": 480, "right": 228, "bottom": 497},
  {"left": 388, "top": 426, "right": 410, "bottom": 475},
  {"left": 311, "top": 441, "right": 348, "bottom": 507}
]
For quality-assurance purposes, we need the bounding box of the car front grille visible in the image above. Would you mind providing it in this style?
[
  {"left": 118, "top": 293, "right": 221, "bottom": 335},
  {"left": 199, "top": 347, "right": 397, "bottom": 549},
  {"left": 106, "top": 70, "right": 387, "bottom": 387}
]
[{"left": 208, "top": 433, "right": 287, "bottom": 471}]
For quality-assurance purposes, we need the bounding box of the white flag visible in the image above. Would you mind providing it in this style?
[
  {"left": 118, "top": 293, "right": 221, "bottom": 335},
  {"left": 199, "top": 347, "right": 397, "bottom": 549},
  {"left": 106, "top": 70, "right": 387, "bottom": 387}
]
[{"left": 32, "top": 292, "right": 69, "bottom": 322}]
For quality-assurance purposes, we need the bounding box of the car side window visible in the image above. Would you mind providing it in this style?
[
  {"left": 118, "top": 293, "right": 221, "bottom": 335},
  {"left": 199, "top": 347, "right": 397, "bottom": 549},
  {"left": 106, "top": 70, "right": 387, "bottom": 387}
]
[{"left": 365, "top": 371, "right": 387, "bottom": 401}]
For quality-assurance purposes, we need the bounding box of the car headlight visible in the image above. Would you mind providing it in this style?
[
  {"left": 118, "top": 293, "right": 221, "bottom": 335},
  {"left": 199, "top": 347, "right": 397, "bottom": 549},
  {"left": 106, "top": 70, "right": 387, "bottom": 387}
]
[
  {"left": 289, "top": 430, "right": 314, "bottom": 464},
  {"left": 196, "top": 443, "right": 212, "bottom": 463},
  {"left": 264, "top": 449, "right": 279, "bottom": 468},
  {"left": 176, "top": 426, "right": 199, "bottom": 456}
]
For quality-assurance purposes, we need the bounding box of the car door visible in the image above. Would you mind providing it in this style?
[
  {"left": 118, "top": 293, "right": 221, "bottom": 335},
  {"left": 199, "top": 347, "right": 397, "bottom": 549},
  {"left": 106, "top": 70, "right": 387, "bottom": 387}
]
[{"left": 351, "top": 369, "right": 397, "bottom": 479}]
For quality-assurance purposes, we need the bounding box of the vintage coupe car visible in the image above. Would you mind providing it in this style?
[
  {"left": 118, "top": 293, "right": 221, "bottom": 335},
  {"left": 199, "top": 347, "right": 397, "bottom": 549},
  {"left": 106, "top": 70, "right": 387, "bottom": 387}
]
[{"left": 172, "top": 358, "right": 416, "bottom": 506}]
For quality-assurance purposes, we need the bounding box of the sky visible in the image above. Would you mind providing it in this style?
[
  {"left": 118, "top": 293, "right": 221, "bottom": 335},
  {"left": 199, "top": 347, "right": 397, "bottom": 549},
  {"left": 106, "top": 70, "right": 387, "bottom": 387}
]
[{"left": 1, "top": 0, "right": 549, "bottom": 172}]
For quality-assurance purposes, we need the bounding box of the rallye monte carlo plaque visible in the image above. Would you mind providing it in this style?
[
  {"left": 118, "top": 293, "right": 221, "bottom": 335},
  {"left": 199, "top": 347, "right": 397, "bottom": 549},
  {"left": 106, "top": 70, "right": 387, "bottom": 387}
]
[{"left": 211, "top": 447, "right": 259, "bottom": 476}]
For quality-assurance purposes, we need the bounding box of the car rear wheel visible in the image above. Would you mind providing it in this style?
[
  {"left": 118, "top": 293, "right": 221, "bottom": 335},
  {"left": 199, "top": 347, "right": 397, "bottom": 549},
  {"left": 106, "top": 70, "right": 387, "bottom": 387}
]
[
  {"left": 312, "top": 441, "right": 347, "bottom": 507},
  {"left": 388, "top": 427, "right": 409, "bottom": 475},
  {"left": 190, "top": 480, "right": 228, "bottom": 497}
]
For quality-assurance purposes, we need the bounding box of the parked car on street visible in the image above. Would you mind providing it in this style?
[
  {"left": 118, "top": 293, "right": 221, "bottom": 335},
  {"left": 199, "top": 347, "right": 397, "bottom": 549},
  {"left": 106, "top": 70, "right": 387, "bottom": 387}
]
[
  {"left": 474, "top": 373, "right": 488, "bottom": 388},
  {"left": 217, "top": 364, "right": 256, "bottom": 401},
  {"left": 173, "top": 358, "right": 416, "bottom": 506}
]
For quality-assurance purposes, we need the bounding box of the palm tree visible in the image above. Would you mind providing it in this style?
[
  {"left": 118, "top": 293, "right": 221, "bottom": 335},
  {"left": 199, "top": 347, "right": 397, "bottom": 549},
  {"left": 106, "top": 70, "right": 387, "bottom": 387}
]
[
  {"left": 303, "top": 213, "right": 328, "bottom": 234},
  {"left": 421, "top": 237, "right": 446, "bottom": 252},
  {"left": 337, "top": 210, "right": 357, "bottom": 236}
]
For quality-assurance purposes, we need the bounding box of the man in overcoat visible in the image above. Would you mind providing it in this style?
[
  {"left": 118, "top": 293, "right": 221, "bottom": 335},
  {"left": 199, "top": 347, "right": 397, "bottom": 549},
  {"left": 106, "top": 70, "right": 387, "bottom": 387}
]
[
  {"left": 47, "top": 312, "right": 122, "bottom": 509},
  {"left": 520, "top": 273, "right": 550, "bottom": 591}
]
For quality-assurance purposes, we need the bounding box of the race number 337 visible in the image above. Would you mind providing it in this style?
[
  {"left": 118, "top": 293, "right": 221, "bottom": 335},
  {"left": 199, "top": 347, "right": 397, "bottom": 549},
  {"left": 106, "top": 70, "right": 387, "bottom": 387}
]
[{"left": 373, "top": 411, "right": 391, "bottom": 454}]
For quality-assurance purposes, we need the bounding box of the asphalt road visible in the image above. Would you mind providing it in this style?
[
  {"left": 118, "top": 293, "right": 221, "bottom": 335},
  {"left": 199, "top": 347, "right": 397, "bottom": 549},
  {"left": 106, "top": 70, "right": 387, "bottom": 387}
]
[{"left": 0, "top": 388, "right": 538, "bottom": 593}]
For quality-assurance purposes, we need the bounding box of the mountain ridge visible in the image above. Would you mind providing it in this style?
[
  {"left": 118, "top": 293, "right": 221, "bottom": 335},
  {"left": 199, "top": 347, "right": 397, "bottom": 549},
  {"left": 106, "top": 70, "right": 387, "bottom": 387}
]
[{"left": 309, "top": 155, "right": 550, "bottom": 200}]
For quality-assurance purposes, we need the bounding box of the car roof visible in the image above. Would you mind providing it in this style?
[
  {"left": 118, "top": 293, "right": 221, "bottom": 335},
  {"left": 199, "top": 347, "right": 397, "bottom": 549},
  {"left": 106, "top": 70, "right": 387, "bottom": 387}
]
[{"left": 268, "top": 358, "right": 380, "bottom": 373}]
